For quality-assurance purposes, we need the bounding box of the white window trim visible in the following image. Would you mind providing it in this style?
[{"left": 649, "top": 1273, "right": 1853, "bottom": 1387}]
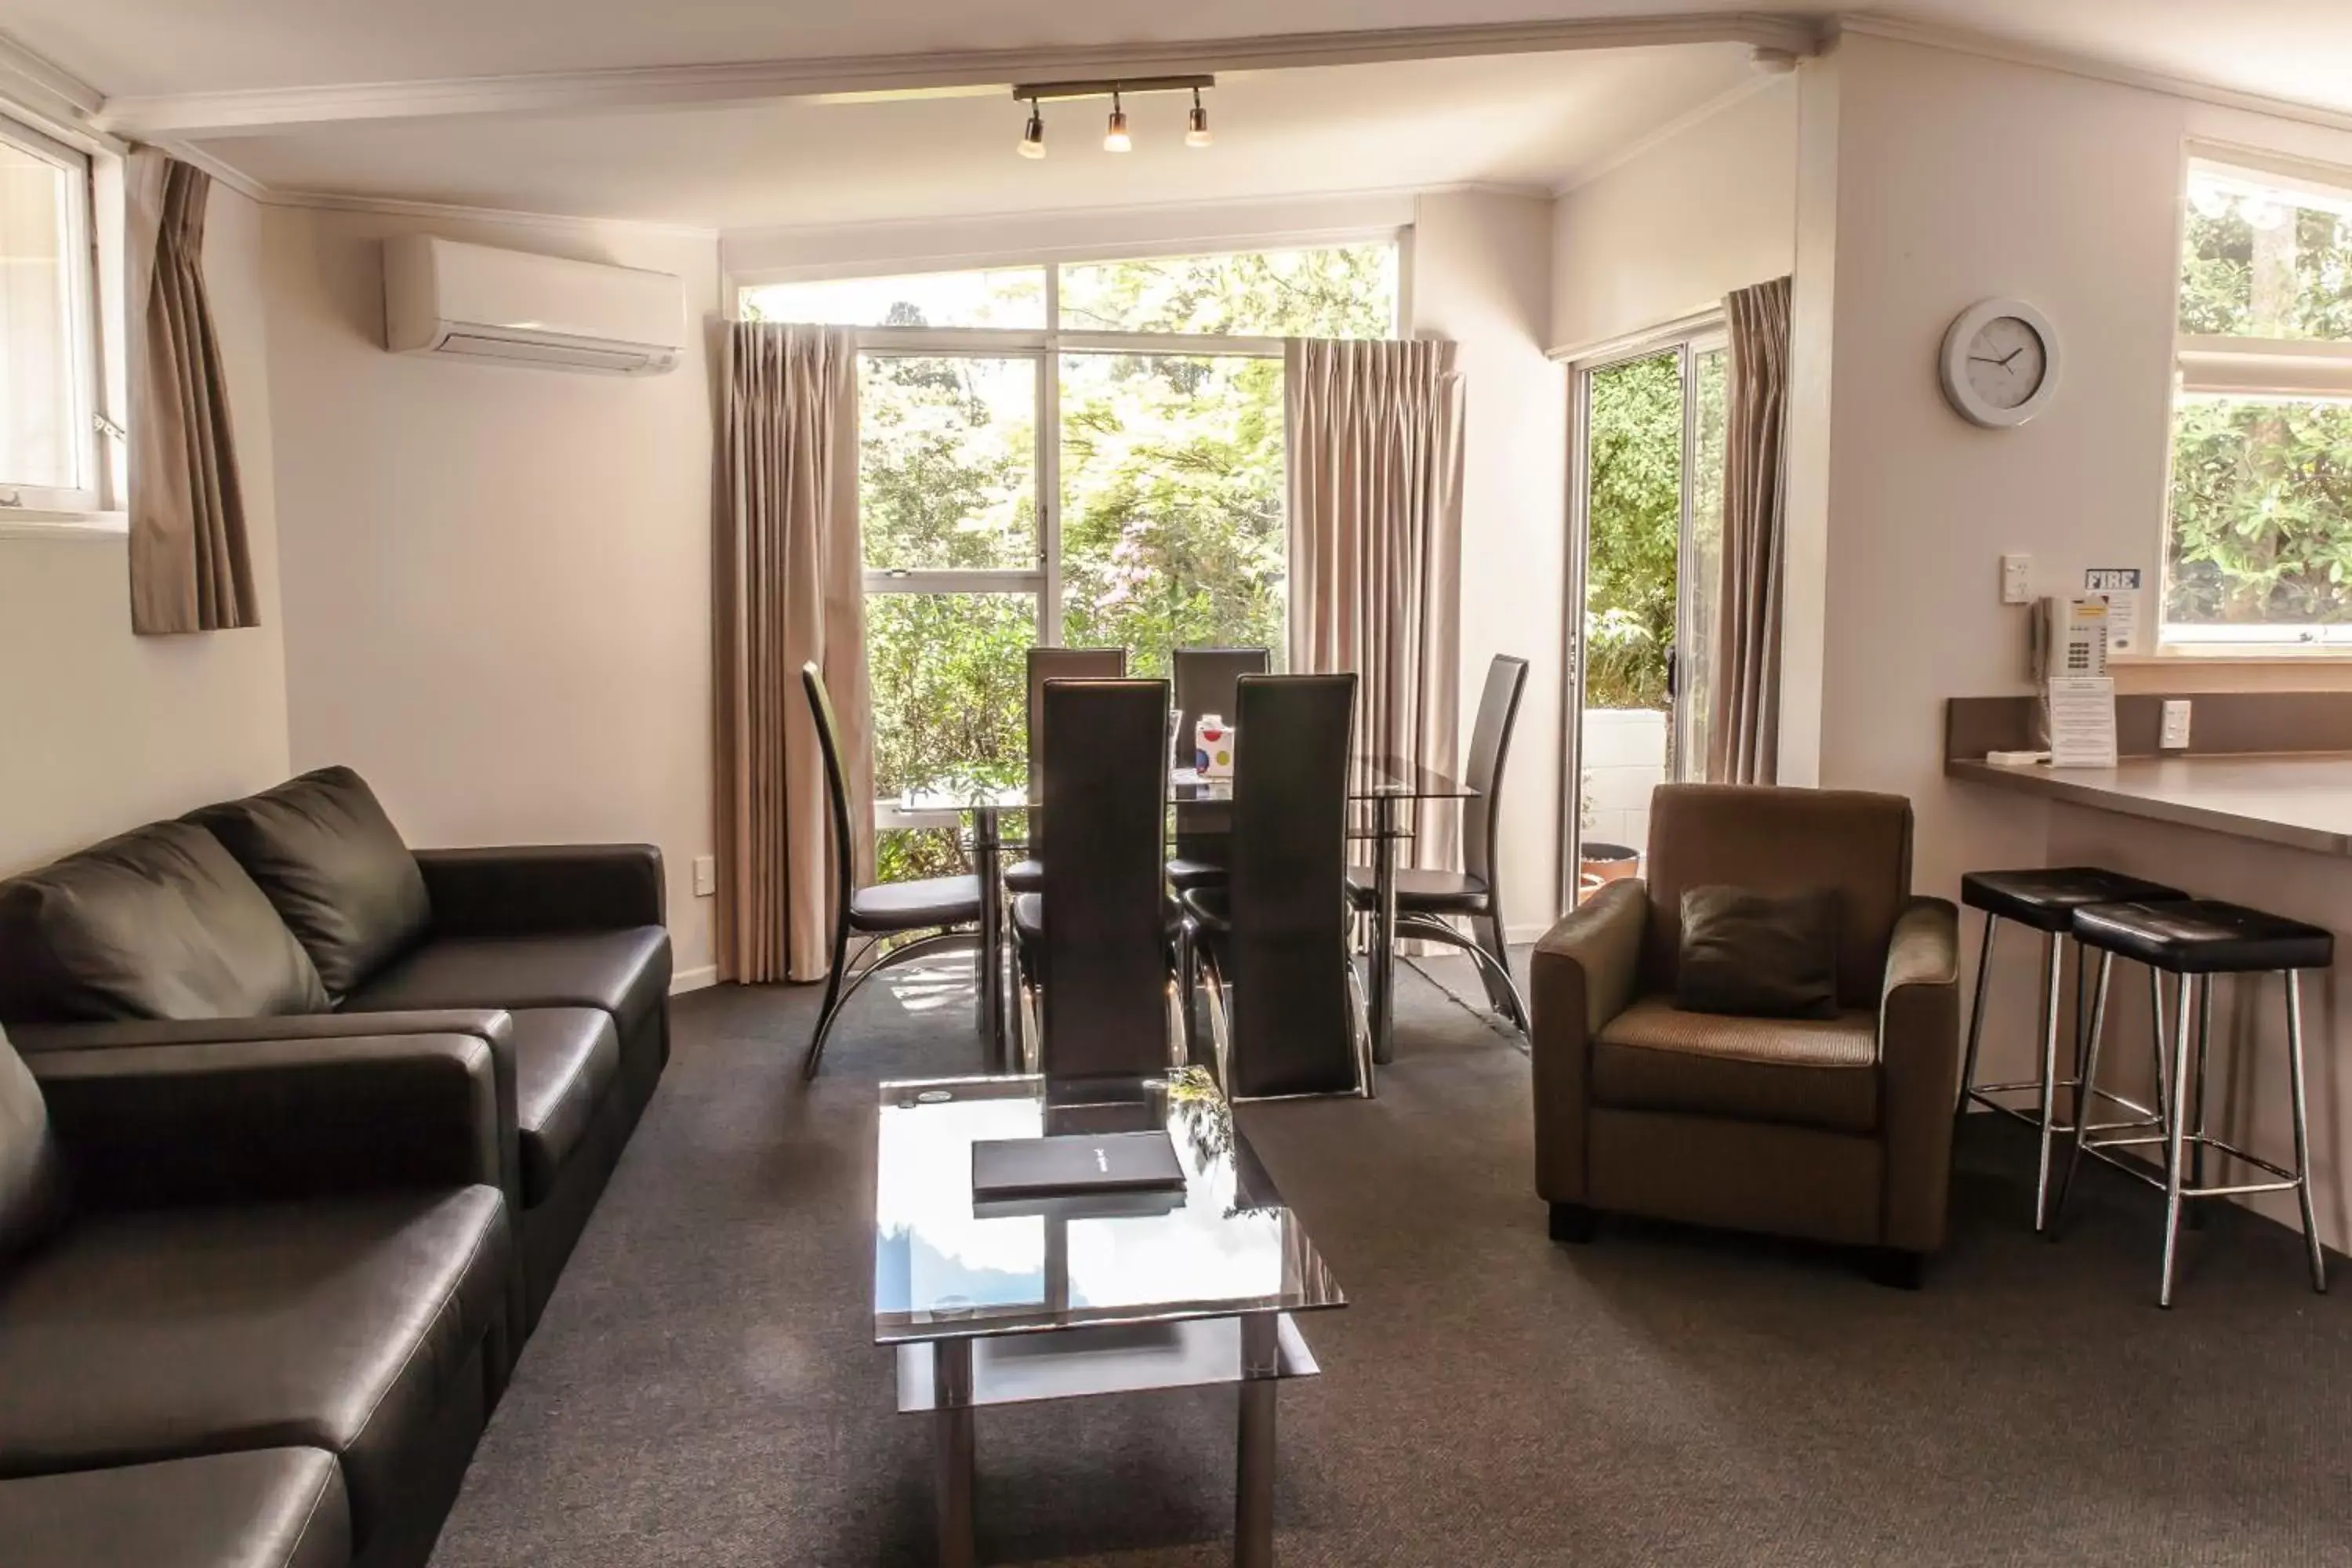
[
  {"left": 0, "top": 112, "right": 108, "bottom": 519},
  {"left": 2161, "top": 153, "right": 2352, "bottom": 654}
]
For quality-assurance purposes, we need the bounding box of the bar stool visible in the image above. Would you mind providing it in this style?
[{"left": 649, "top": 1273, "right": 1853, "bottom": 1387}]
[
  {"left": 2061, "top": 898, "right": 2331, "bottom": 1308},
  {"left": 1958, "top": 867, "right": 2187, "bottom": 1232}
]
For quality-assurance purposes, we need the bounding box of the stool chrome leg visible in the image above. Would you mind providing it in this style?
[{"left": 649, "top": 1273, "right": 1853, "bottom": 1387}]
[
  {"left": 2056, "top": 951, "right": 2115, "bottom": 1224},
  {"left": 1958, "top": 913, "right": 1996, "bottom": 1115},
  {"left": 2033, "top": 931, "right": 2067, "bottom": 1234},
  {"left": 2149, "top": 967, "right": 2172, "bottom": 1142},
  {"left": 2285, "top": 971, "right": 2328, "bottom": 1294},
  {"left": 2160, "top": 973, "right": 2198, "bottom": 1308},
  {"left": 2190, "top": 978, "right": 2215, "bottom": 1209}
]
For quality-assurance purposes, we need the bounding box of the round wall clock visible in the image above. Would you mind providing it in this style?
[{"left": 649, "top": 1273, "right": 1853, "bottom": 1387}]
[{"left": 1939, "top": 298, "right": 2061, "bottom": 428}]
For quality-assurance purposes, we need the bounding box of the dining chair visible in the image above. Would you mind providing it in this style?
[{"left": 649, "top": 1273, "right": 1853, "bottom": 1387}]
[
  {"left": 1011, "top": 677, "right": 1184, "bottom": 1077},
  {"left": 1004, "top": 646, "right": 1127, "bottom": 895},
  {"left": 1346, "top": 653, "right": 1530, "bottom": 1031},
  {"left": 1167, "top": 645, "right": 1271, "bottom": 892},
  {"left": 1178, "top": 673, "right": 1371, "bottom": 1098},
  {"left": 799, "top": 662, "right": 984, "bottom": 1080}
]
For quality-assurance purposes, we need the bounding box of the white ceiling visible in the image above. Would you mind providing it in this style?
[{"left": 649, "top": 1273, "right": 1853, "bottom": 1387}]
[
  {"left": 203, "top": 48, "right": 1759, "bottom": 230},
  {"left": 7, "top": 0, "right": 2352, "bottom": 117}
]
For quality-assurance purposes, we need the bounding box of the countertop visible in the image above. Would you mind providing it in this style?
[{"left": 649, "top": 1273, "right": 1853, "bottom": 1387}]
[{"left": 1946, "top": 752, "right": 2352, "bottom": 858}]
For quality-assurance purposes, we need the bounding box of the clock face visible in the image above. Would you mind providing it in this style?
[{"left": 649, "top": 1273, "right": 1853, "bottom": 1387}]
[{"left": 1964, "top": 315, "right": 2047, "bottom": 410}]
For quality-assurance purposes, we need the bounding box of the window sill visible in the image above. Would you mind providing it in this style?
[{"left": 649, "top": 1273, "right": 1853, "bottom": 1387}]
[
  {"left": 2122, "top": 648, "right": 2352, "bottom": 664},
  {"left": 0, "top": 510, "right": 128, "bottom": 541}
]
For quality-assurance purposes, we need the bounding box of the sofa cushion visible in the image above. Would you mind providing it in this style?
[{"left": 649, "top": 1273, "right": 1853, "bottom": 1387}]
[
  {"left": 0, "top": 1186, "right": 506, "bottom": 1548},
  {"left": 187, "top": 768, "right": 431, "bottom": 1001},
  {"left": 0, "top": 822, "right": 327, "bottom": 1025},
  {"left": 510, "top": 1008, "right": 619, "bottom": 1207},
  {"left": 0, "top": 1025, "right": 63, "bottom": 1269},
  {"left": 1592, "top": 994, "right": 1879, "bottom": 1135},
  {"left": 342, "top": 927, "right": 670, "bottom": 1037},
  {"left": 1674, "top": 884, "right": 1842, "bottom": 1021},
  {"left": 0, "top": 1448, "right": 348, "bottom": 1568}
]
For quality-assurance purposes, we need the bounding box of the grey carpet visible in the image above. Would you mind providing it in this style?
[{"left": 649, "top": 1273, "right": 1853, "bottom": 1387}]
[{"left": 430, "top": 953, "right": 2352, "bottom": 1566}]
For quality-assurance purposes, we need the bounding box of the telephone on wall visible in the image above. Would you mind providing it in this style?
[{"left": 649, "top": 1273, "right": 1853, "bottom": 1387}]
[{"left": 2028, "top": 594, "right": 2111, "bottom": 683}]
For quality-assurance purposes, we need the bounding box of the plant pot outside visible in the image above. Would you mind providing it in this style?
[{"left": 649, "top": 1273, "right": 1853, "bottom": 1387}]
[{"left": 1577, "top": 841, "right": 1641, "bottom": 904}]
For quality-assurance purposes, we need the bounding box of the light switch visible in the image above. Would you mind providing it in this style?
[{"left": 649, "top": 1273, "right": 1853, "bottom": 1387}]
[
  {"left": 2161, "top": 700, "right": 2192, "bottom": 750},
  {"left": 693, "top": 855, "right": 716, "bottom": 897},
  {"left": 2000, "top": 554, "right": 2033, "bottom": 605}
]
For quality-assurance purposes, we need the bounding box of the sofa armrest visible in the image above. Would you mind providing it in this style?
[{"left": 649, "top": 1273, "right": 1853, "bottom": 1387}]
[
  {"left": 30, "top": 1032, "right": 503, "bottom": 1208},
  {"left": 416, "top": 844, "right": 666, "bottom": 935},
  {"left": 1878, "top": 896, "right": 1962, "bottom": 1254},
  {"left": 1530, "top": 878, "right": 1650, "bottom": 1206}
]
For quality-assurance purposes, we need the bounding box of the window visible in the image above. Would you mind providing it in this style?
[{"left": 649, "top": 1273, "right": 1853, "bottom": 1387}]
[
  {"left": 741, "top": 241, "right": 1398, "bottom": 875},
  {"left": 0, "top": 118, "right": 100, "bottom": 513},
  {"left": 2164, "top": 154, "right": 2352, "bottom": 648}
]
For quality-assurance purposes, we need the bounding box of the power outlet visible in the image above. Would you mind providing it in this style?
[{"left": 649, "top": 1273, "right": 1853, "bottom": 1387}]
[
  {"left": 692, "top": 855, "right": 716, "bottom": 897},
  {"left": 2160, "top": 699, "right": 2193, "bottom": 750},
  {"left": 2000, "top": 554, "right": 2034, "bottom": 605}
]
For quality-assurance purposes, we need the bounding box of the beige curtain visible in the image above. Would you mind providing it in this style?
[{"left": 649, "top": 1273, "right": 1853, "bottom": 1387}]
[
  {"left": 715, "top": 322, "right": 871, "bottom": 984},
  {"left": 1708, "top": 276, "right": 1792, "bottom": 786},
  {"left": 1285, "top": 337, "right": 1465, "bottom": 869},
  {"left": 127, "top": 151, "right": 258, "bottom": 636}
]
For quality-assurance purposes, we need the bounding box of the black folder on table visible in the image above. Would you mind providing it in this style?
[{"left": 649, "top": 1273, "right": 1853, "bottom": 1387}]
[{"left": 971, "top": 1131, "right": 1186, "bottom": 1218}]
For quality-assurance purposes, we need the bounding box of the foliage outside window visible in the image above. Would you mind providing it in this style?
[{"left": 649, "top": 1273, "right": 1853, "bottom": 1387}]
[
  {"left": 2165, "top": 158, "right": 2352, "bottom": 648},
  {"left": 742, "top": 244, "right": 1396, "bottom": 877},
  {"left": 0, "top": 119, "right": 101, "bottom": 510}
]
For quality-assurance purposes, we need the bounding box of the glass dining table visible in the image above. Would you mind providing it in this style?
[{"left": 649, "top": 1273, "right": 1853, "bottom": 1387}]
[{"left": 901, "top": 755, "right": 1478, "bottom": 1092}]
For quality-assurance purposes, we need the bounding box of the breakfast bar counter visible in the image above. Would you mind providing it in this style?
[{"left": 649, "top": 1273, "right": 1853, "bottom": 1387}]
[{"left": 1945, "top": 752, "right": 2352, "bottom": 857}]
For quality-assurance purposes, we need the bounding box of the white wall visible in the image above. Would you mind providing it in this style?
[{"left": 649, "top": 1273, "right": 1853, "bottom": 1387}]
[
  {"left": 1548, "top": 78, "right": 1798, "bottom": 357},
  {"left": 1410, "top": 190, "right": 1567, "bottom": 940},
  {"left": 260, "top": 208, "right": 721, "bottom": 984},
  {"left": 0, "top": 184, "right": 291, "bottom": 874}
]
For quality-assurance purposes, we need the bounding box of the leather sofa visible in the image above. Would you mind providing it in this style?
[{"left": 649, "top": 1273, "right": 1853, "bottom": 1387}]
[
  {"left": 0, "top": 766, "right": 671, "bottom": 1338},
  {"left": 0, "top": 1016, "right": 510, "bottom": 1568},
  {"left": 1531, "top": 784, "right": 1962, "bottom": 1284}
]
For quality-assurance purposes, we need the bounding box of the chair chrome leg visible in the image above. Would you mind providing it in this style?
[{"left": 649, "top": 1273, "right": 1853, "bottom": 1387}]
[
  {"left": 802, "top": 913, "right": 858, "bottom": 1081},
  {"left": 2285, "top": 970, "right": 2328, "bottom": 1294},
  {"left": 1399, "top": 914, "right": 1528, "bottom": 1033},
  {"left": 1164, "top": 977, "right": 1189, "bottom": 1073},
  {"left": 1199, "top": 947, "right": 1234, "bottom": 1094},
  {"left": 2056, "top": 951, "right": 2114, "bottom": 1225},
  {"left": 2032, "top": 931, "right": 2066, "bottom": 1234},
  {"left": 2160, "top": 973, "right": 2198, "bottom": 1308},
  {"left": 1346, "top": 953, "right": 1375, "bottom": 1099},
  {"left": 1958, "top": 913, "right": 1996, "bottom": 1116}
]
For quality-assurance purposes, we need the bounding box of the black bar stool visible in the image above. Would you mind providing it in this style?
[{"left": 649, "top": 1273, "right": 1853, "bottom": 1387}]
[
  {"left": 1958, "top": 868, "right": 2187, "bottom": 1232},
  {"left": 2062, "top": 898, "right": 2331, "bottom": 1308}
]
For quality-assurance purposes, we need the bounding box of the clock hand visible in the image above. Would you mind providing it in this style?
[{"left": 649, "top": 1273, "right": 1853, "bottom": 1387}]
[
  {"left": 1967, "top": 356, "right": 2010, "bottom": 367},
  {"left": 1998, "top": 347, "right": 2026, "bottom": 368}
]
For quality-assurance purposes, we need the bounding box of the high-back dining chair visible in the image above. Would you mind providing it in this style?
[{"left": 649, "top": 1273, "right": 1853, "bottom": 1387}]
[
  {"left": 1178, "top": 674, "right": 1368, "bottom": 1098},
  {"left": 1006, "top": 647, "right": 1128, "bottom": 896},
  {"left": 1012, "top": 678, "right": 1180, "bottom": 1077},
  {"left": 1347, "top": 654, "right": 1530, "bottom": 1030},
  {"left": 798, "top": 663, "right": 984, "bottom": 1080},
  {"left": 1167, "top": 645, "right": 1270, "bottom": 888}
]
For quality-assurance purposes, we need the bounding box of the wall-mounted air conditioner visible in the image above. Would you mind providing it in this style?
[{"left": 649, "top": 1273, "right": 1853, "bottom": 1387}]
[{"left": 382, "top": 235, "right": 685, "bottom": 376}]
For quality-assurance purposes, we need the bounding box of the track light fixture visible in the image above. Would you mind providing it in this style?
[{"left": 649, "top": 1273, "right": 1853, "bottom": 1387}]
[{"left": 1008, "top": 75, "right": 1216, "bottom": 159}]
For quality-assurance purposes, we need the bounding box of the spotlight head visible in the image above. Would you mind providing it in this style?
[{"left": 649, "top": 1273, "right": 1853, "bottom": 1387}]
[
  {"left": 1104, "top": 91, "right": 1132, "bottom": 153},
  {"left": 1186, "top": 89, "right": 1212, "bottom": 148},
  {"left": 1018, "top": 103, "right": 1046, "bottom": 159}
]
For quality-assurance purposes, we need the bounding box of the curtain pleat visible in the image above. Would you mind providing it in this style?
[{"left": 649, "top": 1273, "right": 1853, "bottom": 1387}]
[
  {"left": 128, "top": 152, "right": 259, "bottom": 636},
  {"left": 1708, "top": 277, "right": 1792, "bottom": 786},
  {"left": 715, "top": 322, "right": 871, "bottom": 983},
  {"left": 1285, "top": 338, "right": 1465, "bottom": 869}
]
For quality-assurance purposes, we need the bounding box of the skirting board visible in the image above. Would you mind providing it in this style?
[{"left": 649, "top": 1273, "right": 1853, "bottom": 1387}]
[{"left": 670, "top": 964, "right": 719, "bottom": 995}]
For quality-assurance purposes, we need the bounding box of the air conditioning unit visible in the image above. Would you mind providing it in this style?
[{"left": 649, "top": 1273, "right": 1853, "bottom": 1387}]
[{"left": 382, "top": 235, "right": 685, "bottom": 376}]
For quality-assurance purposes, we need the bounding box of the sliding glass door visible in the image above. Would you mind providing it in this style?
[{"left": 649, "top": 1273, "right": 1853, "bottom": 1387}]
[{"left": 1563, "top": 327, "right": 1730, "bottom": 908}]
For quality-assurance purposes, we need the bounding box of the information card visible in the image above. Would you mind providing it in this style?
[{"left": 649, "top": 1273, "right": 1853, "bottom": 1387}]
[{"left": 2045, "top": 675, "right": 2118, "bottom": 769}]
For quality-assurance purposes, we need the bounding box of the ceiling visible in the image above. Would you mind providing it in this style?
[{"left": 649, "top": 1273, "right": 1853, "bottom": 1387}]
[{"left": 201, "top": 48, "right": 1759, "bottom": 230}]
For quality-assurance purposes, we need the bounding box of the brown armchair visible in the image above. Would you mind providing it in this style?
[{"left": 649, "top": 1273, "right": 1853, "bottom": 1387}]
[{"left": 1532, "top": 784, "right": 1961, "bottom": 1285}]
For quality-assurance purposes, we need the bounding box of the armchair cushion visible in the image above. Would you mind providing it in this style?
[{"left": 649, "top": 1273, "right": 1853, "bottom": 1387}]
[
  {"left": 1674, "top": 884, "right": 1842, "bottom": 1020},
  {"left": 186, "top": 767, "right": 431, "bottom": 1001},
  {"left": 1593, "top": 996, "right": 1879, "bottom": 1134}
]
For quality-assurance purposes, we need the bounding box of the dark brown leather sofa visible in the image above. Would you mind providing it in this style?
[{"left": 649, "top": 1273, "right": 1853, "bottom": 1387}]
[
  {"left": 0, "top": 1017, "right": 510, "bottom": 1568},
  {"left": 1531, "top": 784, "right": 1962, "bottom": 1283},
  {"left": 0, "top": 766, "right": 671, "bottom": 1336}
]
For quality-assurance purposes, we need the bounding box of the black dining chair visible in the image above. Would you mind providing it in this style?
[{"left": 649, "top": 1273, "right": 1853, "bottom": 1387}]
[
  {"left": 1346, "top": 653, "right": 1530, "bottom": 1032},
  {"left": 799, "top": 662, "right": 984, "bottom": 1080},
  {"left": 1004, "top": 646, "right": 1127, "bottom": 896},
  {"left": 1167, "top": 645, "right": 1271, "bottom": 892},
  {"left": 1178, "top": 673, "right": 1370, "bottom": 1098},
  {"left": 1012, "top": 677, "right": 1183, "bottom": 1078}
]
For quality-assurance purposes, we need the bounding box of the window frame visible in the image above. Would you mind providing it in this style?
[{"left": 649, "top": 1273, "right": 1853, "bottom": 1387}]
[
  {"left": 2161, "top": 149, "right": 2352, "bottom": 654},
  {"left": 0, "top": 113, "right": 104, "bottom": 517},
  {"left": 739, "top": 238, "right": 1400, "bottom": 826}
]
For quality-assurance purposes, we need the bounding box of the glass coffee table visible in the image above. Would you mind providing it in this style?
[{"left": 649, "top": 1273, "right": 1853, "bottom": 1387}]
[{"left": 874, "top": 1068, "right": 1345, "bottom": 1567}]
